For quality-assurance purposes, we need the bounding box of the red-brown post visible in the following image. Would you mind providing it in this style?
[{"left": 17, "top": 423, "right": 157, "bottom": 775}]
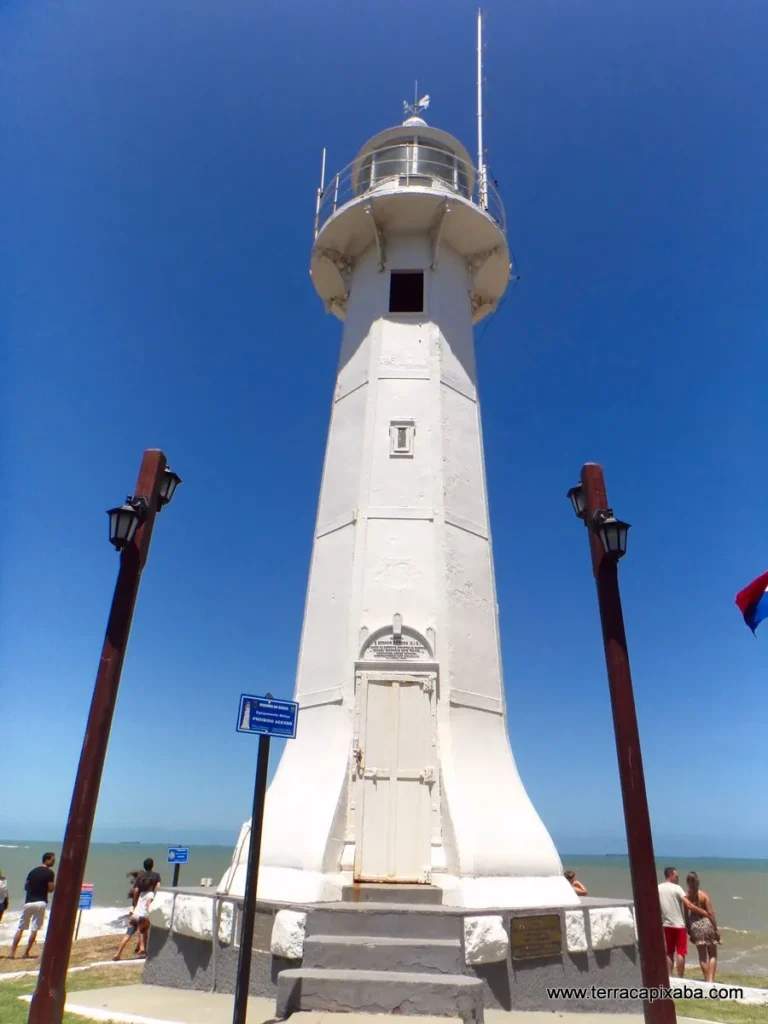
[
  {"left": 29, "top": 449, "right": 168, "bottom": 1024},
  {"left": 579, "top": 463, "right": 675, "bottom": 1024}
]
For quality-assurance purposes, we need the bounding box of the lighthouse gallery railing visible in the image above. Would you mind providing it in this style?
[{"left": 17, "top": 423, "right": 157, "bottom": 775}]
[{"left": 314, "top": 142, "right": 506, "bottom": 241}]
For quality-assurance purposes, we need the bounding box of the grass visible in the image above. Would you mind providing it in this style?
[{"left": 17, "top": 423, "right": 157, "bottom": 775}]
[
  {"left": 677, "top": 1001, "right": 768, "bottom": 1024},
  {"left": 684, "top": 968, "right": 768, "bottom": 990},
  {"left": 677, "top": 968, "right": 768, "bottom": 1024},
  {"left": 0, "top": 962, "right": 141, "bottom": 1024}
]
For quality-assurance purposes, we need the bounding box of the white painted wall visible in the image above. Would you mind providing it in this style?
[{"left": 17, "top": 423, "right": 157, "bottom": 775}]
[{"left": 219, "top": 198, "right": 576, "bottom": 909}]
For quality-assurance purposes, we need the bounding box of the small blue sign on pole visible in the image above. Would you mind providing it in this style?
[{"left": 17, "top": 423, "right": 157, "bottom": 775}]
[
  {"left": 167, "top": 846, "right": 190, "bottom": 865},
  {"left": 233, "top": 691, "right": 296, "bottom": 1023},
  {"left": 236, "top": 694, "right": 298, "bottom": 739},
  {"left": 75, "top": 883, "right": 94, "bottom": 939}
]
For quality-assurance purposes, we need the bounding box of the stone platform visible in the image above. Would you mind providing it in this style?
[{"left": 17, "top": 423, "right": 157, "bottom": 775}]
[{"left": 143, "top": 885, "right": 641, "bottom": 1018}]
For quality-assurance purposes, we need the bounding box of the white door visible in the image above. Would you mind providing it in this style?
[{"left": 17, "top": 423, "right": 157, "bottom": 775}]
[{"left": 354, "top": 674, "right": 434, "bottom": 883}]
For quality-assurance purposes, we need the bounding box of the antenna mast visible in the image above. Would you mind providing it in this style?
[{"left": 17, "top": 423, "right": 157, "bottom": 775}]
[
  {"left": 313, "top": 147, "right": 326, "bottom": 240},
  {"left": 476, "top": 8, "right": 488, "bottom": 210}
]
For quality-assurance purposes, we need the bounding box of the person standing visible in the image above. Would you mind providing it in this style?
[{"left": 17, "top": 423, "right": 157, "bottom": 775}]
[
  {"left": 112, "top": 886, "right": 156, "bottom": 961},
  {"left": 112, "top": 862, "right": 159, "bottom": 961},
  {"left": 10, "top": 853, "right": 56, "bottom": 959},
  {"left": 134, "top": 857, "right": 161, "bottom": 895},
  {"left": 658, "top": 866, "right": 712, "bottom": 978},
  {"left": 0, "top": 868, "right": 8, "bottom": 923},
  {"left": 686, "top": 871, "right": 720, "bottom": 982}
]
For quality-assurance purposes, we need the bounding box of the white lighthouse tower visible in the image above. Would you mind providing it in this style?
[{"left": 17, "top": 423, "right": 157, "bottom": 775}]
[{"left": 220, "top": 60, "right": 577, "bottom": 913}]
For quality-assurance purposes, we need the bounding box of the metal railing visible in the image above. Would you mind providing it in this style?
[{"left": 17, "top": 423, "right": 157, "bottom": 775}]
[{"left": 313, "top": 142, "right": 506, "bottom": 240}]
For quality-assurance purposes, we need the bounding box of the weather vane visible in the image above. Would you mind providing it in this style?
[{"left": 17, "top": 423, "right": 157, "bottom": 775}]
[{"left": 403, "top": 80, "right": 430, "bottom": 118}]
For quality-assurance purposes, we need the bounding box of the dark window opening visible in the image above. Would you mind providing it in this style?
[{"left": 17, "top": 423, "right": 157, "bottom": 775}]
[{"left": 389, "top": 271, "right": 424, "bottom": 313}]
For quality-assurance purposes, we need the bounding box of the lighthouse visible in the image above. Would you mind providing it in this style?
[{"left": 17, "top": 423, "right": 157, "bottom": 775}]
[{"left": 220, "top": 82, "right": 578, "bottom": 912}]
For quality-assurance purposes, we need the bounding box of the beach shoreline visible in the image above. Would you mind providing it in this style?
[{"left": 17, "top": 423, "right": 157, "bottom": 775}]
[
  {"left": 1, "top": 843, "right": 765, "bottom": 977},
  {"left": 0, "top": 906, "right": 128, "bottom": 948}
]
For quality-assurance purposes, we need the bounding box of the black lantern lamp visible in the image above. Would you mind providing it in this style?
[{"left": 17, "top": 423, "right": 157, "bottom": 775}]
[
  {"left": 566, "top": 485, "right": 586, "bottom": 520},
  {"left": 107, "top": 500, "right": 141, "bottom": 551},
  {"left": 592, "top": 509, "right": 630, "bottom": 559},
  {"left": 106, "top": 496, "right": 150, "bottom": 551},
  {"left": 158, "top": 467, "right": 182, "bottom": 510}
]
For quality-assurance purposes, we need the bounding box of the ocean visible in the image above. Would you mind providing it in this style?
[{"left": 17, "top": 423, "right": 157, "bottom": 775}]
[
  {"left": 567, "top": 855, "right": 768, "bottom": 976},
  {"left": 1, "top": 842, "right": 765, "bottom": 975},
  {"left": 0, "top": 840, "right": 234, "bottom": 947}
]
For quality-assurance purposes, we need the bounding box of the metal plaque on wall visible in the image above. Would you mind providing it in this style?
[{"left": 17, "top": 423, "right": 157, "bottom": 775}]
[
  {"left": 510, "top": 913, "right": 563, "bottom": 960},
  {"left": 251, "top": 908, "right": 275, "bottom": 953}
]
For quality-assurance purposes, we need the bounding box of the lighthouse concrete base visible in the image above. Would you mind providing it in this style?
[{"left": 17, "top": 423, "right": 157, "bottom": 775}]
[
  {"left": 219, "top": 864, "right": 580, "bottom": 911},
  {"left": 143, "top": 887, "right": 642, "bottom": 1015}
]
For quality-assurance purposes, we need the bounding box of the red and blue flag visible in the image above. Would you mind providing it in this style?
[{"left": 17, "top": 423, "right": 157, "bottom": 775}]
[{"left": 735, "top": 570, "right": 768, "bottom": 634}]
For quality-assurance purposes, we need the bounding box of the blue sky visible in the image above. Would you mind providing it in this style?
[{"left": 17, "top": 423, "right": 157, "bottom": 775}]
[{"left": 2, "top": 0, "right": 767, "bottom": 857}]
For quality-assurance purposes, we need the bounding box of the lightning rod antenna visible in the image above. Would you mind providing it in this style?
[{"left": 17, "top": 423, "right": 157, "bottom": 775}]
[
  {"left": 476, "top": 9, "right": 488, "bottom": 210},
  {"left": 314, "top": 147, "right": 327, "bottom": 240}
]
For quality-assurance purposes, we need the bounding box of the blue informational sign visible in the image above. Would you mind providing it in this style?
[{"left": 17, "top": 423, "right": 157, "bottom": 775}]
[
  {"left": 167, "top": 846, "right": 190, "bottom": 865},
  {"left": 236, "top": 694, "right": 298, "bottom": 739},
  {"left": 79, "top": 884, "right": 94, "bottom": 910}
]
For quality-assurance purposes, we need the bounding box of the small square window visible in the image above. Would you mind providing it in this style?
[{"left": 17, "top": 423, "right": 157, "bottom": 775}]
[
  {"left": 389, "top": 271, "right": 424, "bottom": 313},
  {"left": 390, "top": 420, "right": 415, "bottom": 457}
]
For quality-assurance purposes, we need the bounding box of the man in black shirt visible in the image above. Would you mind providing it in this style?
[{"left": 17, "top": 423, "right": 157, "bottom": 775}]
[
  {"left": 10, "top": 852, "right": 56, "bottom": 958},
  {"left": 133, "top": 857, "right": 161, "bottom": 896}
]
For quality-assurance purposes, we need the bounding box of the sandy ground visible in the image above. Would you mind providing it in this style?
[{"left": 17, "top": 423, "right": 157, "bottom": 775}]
[{"left": 0, "top": 934, "right": 142, "bottom": 973}]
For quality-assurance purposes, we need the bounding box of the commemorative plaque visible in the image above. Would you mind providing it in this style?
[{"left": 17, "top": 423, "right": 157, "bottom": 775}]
[
  {"left": 364, "top": 632, "right": 429, "bottom": 661},
  {"left": 510, "top": 913, "right": 563, "bottom": 960}
]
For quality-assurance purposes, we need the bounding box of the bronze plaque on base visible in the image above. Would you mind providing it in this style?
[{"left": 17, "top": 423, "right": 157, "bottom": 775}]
[{"left": 510, "top": 913, "right": 563, "bottom": 960}]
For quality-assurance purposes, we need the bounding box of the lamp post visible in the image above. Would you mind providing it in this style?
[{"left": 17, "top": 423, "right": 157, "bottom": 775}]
[
  {"left": 567, "top": 463, "right": 674, "bottom": 1024},
  {"left": 28, "top": 449, "right": 181, "bottom": 1024}
]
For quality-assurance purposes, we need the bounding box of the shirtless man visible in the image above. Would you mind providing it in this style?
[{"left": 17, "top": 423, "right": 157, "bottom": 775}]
[{"left": 564, "top": 870, "right": 588, "bottom": 896}]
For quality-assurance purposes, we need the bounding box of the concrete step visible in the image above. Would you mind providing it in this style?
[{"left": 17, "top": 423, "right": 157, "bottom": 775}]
[
  {"left": 303, "top": 934, "right": 463, "bottom": 974},
  {"left": 342, "top": 883, "right": 442, "bottom": 905},
  {"left": 275, "top": 967, "right": 483, "bottom": 1024},
  {"left": 308, "top": 903, "right": 460, "bottom": 941}
]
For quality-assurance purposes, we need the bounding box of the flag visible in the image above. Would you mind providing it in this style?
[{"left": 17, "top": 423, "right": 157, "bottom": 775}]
[
  {"left": 735, "top": 569, "right": 768, "bottom": 633},
  {"left": 417, "top": 94, "right": 430, "bottom": 111}
]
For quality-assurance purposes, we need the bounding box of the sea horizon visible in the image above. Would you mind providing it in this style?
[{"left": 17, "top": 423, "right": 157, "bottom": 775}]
[{"left": 3, "top": 839, "right": 767, "bottom": 859}]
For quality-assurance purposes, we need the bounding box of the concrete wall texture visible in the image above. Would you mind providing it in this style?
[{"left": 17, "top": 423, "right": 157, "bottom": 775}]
[{"left": 144, "top": 894, "right": 642, "bottom": 1013}]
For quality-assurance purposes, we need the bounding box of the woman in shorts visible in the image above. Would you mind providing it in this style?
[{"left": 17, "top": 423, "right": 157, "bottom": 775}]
[
  {"left": 686, "top": 871, "right": 720, "bottom": 981},
  {"left": 113, "top": 887, "right": 155, "bottom": 960}
]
